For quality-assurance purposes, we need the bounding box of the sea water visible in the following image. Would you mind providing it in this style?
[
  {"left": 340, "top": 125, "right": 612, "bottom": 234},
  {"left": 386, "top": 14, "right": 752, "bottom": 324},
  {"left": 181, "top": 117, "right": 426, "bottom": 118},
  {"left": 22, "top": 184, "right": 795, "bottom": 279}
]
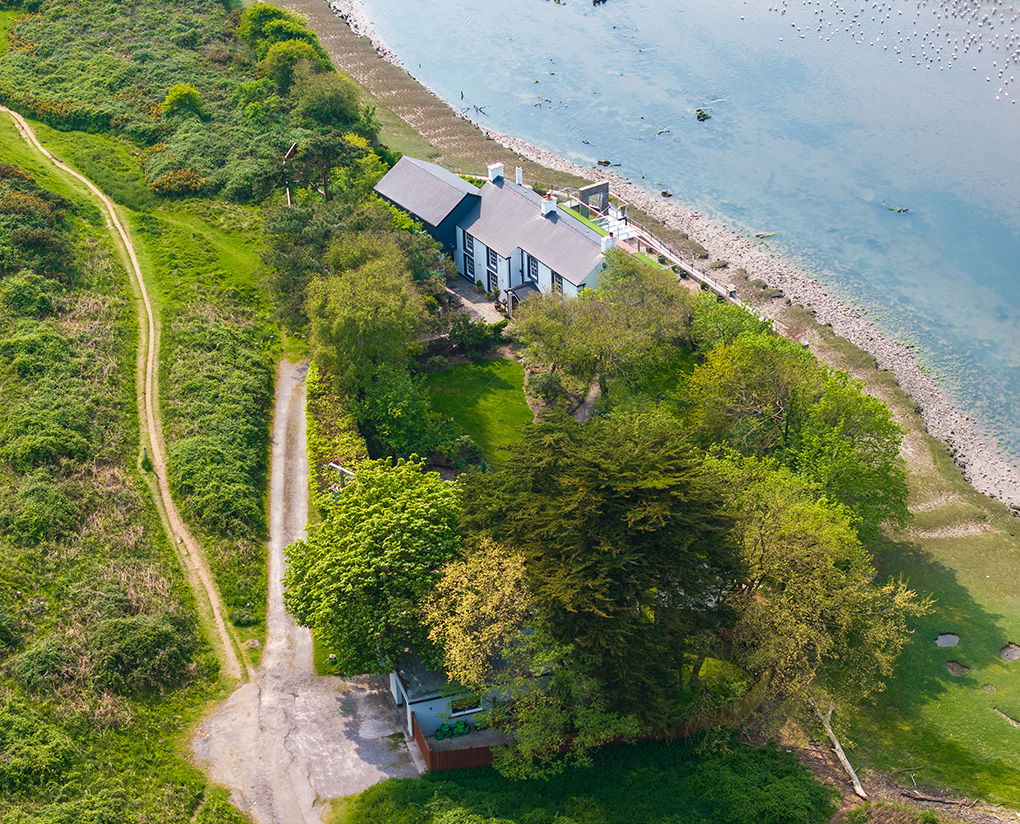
[{"left": 359, "top": 0, "right": 1020, "bottom": 460}]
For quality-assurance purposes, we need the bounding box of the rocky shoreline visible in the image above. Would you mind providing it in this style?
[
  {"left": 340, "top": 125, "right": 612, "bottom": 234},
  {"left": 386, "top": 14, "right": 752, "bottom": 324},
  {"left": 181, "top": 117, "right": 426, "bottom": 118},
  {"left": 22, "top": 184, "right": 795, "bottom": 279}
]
[{"left": 326, "top": 0, "right": 1020, "bottom": 508}]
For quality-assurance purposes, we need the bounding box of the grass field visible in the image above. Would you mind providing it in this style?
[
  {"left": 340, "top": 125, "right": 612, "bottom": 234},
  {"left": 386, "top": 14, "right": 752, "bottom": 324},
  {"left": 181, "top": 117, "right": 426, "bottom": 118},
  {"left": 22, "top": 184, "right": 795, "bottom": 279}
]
[
  {"left": 427, "top": 358, "right": 532, "bottom": 464},
  {"left": 329, "top": 738, "right": 836, "bottom": 824}
]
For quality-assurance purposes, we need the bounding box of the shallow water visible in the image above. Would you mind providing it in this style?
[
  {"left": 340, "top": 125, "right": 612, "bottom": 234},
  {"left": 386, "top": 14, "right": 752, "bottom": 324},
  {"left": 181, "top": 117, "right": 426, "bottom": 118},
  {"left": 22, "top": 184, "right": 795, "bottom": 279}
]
[{"left": 359, "top": 0, "right": 1020, "bottom": 459}]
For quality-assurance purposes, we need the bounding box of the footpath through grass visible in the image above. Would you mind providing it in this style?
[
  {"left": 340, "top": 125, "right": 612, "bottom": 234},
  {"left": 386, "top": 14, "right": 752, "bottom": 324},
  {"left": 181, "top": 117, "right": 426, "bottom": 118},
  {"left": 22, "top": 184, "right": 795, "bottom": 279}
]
[
  {"left": 22, "top": 119, "right": 278, "bottom": 663},
  {"left": 0, "top": 114, "right": 240, "bottom": 824},
  {"left": 426, "top": 358, "right": 532, "bottom": 464}
]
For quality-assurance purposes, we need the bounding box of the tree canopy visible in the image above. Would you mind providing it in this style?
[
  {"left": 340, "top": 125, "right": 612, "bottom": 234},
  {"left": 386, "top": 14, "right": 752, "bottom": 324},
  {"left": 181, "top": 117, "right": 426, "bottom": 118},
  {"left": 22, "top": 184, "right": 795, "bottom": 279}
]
[
  {"left": 684, "top": 332, "right": 909, "bottom": 537},
  {"left": 284, "top": 458, "right": 461, "bottom": 674},
  {"left": 513, "top": 250, "right": 693, "bottom": 396},
  {"left": 459, "top": 410, "right": 738, "bottom": 721}
]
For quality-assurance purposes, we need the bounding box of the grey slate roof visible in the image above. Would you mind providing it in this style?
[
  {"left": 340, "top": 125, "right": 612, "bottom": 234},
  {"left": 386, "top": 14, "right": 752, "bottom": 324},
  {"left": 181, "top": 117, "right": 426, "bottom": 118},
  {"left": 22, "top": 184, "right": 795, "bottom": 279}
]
[
  {"left": 375, "top": 157, "right": 605, "bottom": 287},
  {"left": 459, "top": 179, "right": 604, "bottom": 286},
  {"left": 373, "top": 156, "right": 480, "bottom": 227}
]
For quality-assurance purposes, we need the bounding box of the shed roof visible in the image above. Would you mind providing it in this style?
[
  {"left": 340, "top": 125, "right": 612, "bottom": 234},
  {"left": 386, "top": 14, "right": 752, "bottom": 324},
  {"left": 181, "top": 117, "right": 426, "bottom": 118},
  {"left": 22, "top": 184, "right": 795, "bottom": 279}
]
[
  {"left": 460, "top": 179, "right": 604, "bottom": 286},
  {"left": 374, "top": 156, "right": 480, "bottom": 227}
]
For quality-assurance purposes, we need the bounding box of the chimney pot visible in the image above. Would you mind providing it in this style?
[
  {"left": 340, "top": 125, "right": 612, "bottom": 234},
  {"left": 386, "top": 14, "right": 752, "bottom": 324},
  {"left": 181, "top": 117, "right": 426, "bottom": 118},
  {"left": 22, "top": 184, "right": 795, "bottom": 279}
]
[{"left": 487, "top": 163, "right": 504, "bottom": 182}]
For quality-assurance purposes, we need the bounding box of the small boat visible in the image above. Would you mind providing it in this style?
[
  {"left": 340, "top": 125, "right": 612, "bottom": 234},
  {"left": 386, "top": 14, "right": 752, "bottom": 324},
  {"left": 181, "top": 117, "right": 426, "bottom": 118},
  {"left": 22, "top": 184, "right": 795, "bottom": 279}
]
[{"left": 755, "top": 231, "right": 777, "bottom": 239}]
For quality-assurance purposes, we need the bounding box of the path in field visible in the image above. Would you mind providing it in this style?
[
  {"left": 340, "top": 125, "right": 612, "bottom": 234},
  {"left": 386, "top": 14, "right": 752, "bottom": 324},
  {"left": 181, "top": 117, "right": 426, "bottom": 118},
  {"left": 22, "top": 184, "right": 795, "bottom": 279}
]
[
  {"left": 0, "top": 104, "right": 245, "bottom": 681},
  {"left": 192, "top": 360, "right": 418, "bottom": 824}
]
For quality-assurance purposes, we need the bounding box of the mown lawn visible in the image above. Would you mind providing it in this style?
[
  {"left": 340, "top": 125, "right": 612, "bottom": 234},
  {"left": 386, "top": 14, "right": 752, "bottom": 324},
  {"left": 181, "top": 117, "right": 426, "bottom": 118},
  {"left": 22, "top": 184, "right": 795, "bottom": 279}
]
[
  {"left": 427, "top": 358, "right": 532, "bottom": 464},
  {"left": 330, "top": 738, "right": 836, "bottom": 824}
]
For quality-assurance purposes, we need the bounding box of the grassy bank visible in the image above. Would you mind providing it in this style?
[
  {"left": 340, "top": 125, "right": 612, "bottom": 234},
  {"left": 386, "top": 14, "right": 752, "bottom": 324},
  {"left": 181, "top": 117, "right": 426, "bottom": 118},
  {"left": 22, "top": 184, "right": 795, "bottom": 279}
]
[
  {"left": 0, "top": 127, "right": 232, "bottom": 824},
  {"left": 20, "top": 119, "right": 278, "bottom": 661}
]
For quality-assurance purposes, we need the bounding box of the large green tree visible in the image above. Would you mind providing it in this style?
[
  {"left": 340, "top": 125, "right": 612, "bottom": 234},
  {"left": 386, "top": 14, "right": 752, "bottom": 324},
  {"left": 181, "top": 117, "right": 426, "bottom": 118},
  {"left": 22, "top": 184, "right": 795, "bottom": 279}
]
[
  {"left": 513, "top": 250, "right": 693, "bottom": 397},
  {"left": 460, "top": 410, "right": 738, "bottom": 721},
  {"left": 284, "top": 458, "right": 461, "bottom": 674},
  {"left": 304, "top": 251, "right": 427, "bottom": 392},
  {"left": 684, "top": 331, "right": 909, "bottom": 537}
]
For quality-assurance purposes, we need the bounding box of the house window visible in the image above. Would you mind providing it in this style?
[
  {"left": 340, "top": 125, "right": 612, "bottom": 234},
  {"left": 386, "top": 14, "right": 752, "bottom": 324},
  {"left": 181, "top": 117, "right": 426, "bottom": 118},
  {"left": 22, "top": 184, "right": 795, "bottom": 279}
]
[
  {"left": 527, "top": 254, "right": 538, "bottom": 283},
  {"left": 487, "top": 268, "right": 499, "bottom": 293},
  {"left": 464, "top": 232, "right": 474, "bottom": 255},
  {"left": 552, "top": 271, "right": 564, "bottom": 294},
  {"left": 464, "top": 254, "right": 475, "bottom": 280},
  {"left": 487, "top": 247, "right": 498, "bottom": 271}
]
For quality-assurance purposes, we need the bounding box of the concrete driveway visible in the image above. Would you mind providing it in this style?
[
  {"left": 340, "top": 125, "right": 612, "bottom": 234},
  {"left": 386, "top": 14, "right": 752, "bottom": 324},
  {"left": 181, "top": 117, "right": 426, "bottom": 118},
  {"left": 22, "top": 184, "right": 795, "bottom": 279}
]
[{"left": 192, "top": 361, "right": 418, "bottom": 824}]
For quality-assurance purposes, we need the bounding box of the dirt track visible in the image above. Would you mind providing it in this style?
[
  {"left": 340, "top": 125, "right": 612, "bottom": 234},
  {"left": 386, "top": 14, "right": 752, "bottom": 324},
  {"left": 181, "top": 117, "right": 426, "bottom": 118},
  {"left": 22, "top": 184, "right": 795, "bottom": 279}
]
[
  {"left": 0, "top": 105, "right": 245, "bottom": 681},
  {"left": 192, "top": 361, "right": 418, "bottom": 824}
]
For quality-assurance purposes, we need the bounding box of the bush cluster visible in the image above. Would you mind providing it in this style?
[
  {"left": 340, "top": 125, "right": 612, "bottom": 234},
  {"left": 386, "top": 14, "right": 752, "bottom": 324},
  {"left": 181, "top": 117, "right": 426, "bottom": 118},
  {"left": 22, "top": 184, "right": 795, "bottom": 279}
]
[{"left": 0, "top": 0, "right": 377, "bottom": 201}]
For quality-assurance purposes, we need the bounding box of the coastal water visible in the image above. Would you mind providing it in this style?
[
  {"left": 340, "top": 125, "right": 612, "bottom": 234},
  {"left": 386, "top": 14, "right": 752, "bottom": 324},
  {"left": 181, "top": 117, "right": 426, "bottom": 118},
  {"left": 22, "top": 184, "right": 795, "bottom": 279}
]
[{"left": 357, "top": 0, "right": 1020, "bottom": 460}]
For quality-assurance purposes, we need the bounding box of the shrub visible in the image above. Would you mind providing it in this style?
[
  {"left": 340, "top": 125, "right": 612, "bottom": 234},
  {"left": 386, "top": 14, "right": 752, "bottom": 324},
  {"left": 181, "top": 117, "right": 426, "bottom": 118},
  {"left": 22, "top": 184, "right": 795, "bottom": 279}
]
[
  {"left": 229, "top": 608, "right": 259, "bottom": 628},
  {"left": 0, "top": 271, "right": 55, "bottom": 317},
  {"left": 0, "top": 792, "right": 135, "bottom": 824},
  {"left": 161, "top": 83, "right": 205, "bottom": 118},
  {"left": 0, "top": 702, "right": 74, "bottom": 794},
  {"left": 526, "top": 369, "right": 564, "bottom": 403},
  {"left": 1, "top": 471, "right": 80, "bottom": 545},
  {"left": 88, "top": 614, "right": 196, "bottom": 695},
  {"left": 447, "top": 313, "right": 504, "bottom": 358},
  {"left": 167, "top": 435, "right": 264, "bottom": 534},
  {"left": 260, "top": 39, "right": 322, "bottom": 90},
  {"left": 9, "top": 637, "right": 74, "bottom": 692},
  {"left": 0, "top": 380, "right": 94, "bottom": 470},
  {"left": 0, "top": 321, "right": 71, "bottom": 377}
]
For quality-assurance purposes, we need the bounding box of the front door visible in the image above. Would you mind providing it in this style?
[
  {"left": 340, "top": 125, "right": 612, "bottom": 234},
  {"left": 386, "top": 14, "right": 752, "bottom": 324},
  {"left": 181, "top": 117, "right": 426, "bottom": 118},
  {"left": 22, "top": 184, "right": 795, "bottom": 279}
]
[{"left": 487, "top": 268, "right": 498, "bottom": 294}]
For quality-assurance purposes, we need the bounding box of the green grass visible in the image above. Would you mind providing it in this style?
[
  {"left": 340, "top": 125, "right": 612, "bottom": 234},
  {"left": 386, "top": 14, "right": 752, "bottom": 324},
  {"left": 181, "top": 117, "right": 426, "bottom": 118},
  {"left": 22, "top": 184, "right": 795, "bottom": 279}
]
[
  {"left": 427, "top": 358, "right": 532, "bottom": 464},
  {"left": 0, "top": 9, "right": 24, "bottom": 52},
  {"left": 633, "top": 251, "right": 665, "bottom": 269},
  {"left": 329, "top": 738, "right": 836, "bottom": 824},
  {"left": 558, "top": 202, "right": 610, "bottom": 235},
  {"left": 31, "top": 121, "right": 157, "bottom": 211}
]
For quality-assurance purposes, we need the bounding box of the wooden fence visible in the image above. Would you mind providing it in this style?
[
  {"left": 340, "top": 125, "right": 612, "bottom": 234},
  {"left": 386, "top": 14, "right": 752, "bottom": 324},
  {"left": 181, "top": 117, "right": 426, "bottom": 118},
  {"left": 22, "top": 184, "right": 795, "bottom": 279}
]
[{"left": 411, "top": 712, "right": 495, "bottom": 771}]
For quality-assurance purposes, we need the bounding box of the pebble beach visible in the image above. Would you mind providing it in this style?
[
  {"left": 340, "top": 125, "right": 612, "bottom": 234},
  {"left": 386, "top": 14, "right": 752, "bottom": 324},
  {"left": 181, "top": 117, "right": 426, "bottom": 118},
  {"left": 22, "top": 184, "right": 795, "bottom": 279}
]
[{"left": 327, "top": 0, "right": 1020, "bottom": 509}]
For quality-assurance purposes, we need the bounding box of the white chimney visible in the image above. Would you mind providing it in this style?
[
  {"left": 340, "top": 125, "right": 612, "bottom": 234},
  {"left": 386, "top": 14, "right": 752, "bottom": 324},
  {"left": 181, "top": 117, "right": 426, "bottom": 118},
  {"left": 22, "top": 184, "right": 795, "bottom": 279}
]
[
  {"left": 601, "top": 232, "right": 616, "bottom": 253},
  {"left": 515, "top": 167, "right": 523, "bottom": 185},
  {"left": 541, "top": 195, "right": 556, "bottom": 217},
  {"left": 487, "top": 163, "right": 504, "bottom": 182}
]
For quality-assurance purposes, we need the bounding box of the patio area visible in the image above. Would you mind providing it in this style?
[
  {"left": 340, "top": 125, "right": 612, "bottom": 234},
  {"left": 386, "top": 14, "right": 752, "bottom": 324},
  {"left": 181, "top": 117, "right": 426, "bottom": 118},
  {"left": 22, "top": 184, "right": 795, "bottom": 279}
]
[{"left": 445, "top": 277, "right": 505, "bottom": 324}]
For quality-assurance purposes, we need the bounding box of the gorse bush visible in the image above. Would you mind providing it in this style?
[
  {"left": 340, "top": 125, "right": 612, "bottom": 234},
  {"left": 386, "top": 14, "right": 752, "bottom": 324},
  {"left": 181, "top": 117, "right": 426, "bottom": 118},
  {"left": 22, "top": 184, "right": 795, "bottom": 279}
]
[
  {"left": 0, "top": 702, "right": 74, "bottom": 795},
  {"left": 163, "top": 312, "right": 274, "bottom": 536},
  {"left": 0, "top": 470, "right": 80, "bottom": 546},
  {"left": 88, "top": 614, "right": 196, "bottom": 695},
  {"left": 8, "top": 637, "right": 74, "bottom": 692}
]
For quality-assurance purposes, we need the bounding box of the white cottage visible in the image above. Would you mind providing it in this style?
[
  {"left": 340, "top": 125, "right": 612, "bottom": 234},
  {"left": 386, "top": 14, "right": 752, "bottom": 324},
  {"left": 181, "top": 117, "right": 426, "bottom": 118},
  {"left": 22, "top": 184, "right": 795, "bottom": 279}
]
[{"left": 374, "top": 157, "right": 615, "bottom": 313}]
